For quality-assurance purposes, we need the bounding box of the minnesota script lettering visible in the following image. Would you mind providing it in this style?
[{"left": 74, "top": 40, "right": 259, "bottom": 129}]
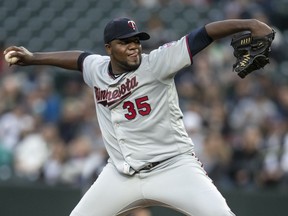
[{"left": 94, "top": 76, "right": 138, "bottom": 107}]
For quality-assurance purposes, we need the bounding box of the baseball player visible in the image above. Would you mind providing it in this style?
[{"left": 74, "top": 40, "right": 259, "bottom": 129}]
[{"left": 4, "top": 17, "right": 273, "bottom": 216}]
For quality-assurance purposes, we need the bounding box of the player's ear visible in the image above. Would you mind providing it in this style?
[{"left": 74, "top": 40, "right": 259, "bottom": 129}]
[{"left": 105, "top": 43, "right": 112, "bottom": 55}]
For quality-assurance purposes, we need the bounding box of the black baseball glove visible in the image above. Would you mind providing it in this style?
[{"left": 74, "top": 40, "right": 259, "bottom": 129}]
[{"left": 230, "top": 29, "right": 276, "bottom": 78}]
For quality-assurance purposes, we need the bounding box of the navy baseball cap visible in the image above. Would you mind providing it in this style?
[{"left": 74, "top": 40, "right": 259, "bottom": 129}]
[{"left": 104, "top": 17, "right": 150, "bottom": 44}]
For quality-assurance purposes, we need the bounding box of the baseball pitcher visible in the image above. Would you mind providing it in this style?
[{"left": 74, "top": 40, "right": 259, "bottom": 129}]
[{"left": 3, "top": 17, "right": 274, "bottom": 216}]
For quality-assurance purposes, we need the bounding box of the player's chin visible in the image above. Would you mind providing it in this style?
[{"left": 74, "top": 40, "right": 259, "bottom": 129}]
[
  {"left": 128, "top": 54, "right": 140, "bottom": 63},
  {"left": 127, "top": 62, "right": 141, "bottom": 71},
  {"left": 127, "top": 59, "right": 141, "bottom": 70}
]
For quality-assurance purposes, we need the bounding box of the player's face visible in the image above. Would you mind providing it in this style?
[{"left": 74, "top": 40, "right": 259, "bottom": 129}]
[{"left": 105, "top": 37, "right": 142, "bottom": 74}]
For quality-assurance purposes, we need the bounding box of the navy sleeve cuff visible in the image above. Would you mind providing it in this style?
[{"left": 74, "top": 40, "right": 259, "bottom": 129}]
[
  {"left": 77, "top": 52, "right": 92, "bottom": 72},
  {"left": 187, "top": 26, "right": 213, "bottom": 56}
]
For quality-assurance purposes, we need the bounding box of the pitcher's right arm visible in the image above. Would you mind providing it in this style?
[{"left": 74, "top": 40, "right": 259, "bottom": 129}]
[{"left": 3, "top": 46, "right": 84, "bottom": 71}]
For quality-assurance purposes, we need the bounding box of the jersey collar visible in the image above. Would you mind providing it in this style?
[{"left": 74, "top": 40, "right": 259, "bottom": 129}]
[{"left": 108, "top": 62, "right": 122, "bottom": 79}]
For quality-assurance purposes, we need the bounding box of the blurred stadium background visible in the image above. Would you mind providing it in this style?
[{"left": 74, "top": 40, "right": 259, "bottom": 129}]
[{"left": 1, "top": 0, "right": 288, "bottom": 215}]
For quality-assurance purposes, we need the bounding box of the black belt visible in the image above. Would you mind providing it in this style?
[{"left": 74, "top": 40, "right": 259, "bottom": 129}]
[
  {"left": 137, "top": 154, "right": 195, "bottom": 172},
  {"left": 139, "top": 161, "right": 161, "bottom": 171}
]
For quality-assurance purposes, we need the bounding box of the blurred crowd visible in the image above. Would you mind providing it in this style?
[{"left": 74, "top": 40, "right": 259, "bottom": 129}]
[{"left": 0, "top": 0, "right": 288, "bottom": 202}]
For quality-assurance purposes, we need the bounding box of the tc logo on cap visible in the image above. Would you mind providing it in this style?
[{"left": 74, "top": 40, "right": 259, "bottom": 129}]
[
  {"left": 128, "top": 20, "right": 137, "bottom": 30},
  {"left": 103, "top": 17, "right": 150, "bottom": 43}
]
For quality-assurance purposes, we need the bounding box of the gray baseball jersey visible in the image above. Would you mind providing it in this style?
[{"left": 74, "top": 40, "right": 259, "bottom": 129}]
[
  {"left": 71, "top": 36, "right": 235, "bottom": 216},
  {"left": 83, "top": 36, "right": 194, "bottom": 175}
]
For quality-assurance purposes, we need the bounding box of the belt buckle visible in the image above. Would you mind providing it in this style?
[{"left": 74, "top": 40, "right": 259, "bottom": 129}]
[
  {"left": 138, "top": 162, "right": 160, "bottom": 172},
  {"left": 146, "top": 163, "right": 154, "bottom": 169}
]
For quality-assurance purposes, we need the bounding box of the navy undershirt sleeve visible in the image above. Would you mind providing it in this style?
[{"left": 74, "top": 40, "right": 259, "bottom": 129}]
[
  {"left": 77, "top": 52, "right": 92, "bottom": 72},
  {"left": 187, "top": 26, "right": 213, "bottom": 57}
]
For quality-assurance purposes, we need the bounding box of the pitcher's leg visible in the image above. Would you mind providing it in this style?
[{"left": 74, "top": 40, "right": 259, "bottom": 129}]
[
  {"left": 142, "top": 154, "right": 235, "bottom": 216},
  {"left": 70, "top": 163, "right": 142, "bottom": 216}
]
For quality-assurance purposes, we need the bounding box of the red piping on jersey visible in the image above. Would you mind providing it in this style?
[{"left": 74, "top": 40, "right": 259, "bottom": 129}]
[{"left": 185, "top": 35, "right": 193, "bottom": 64}]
